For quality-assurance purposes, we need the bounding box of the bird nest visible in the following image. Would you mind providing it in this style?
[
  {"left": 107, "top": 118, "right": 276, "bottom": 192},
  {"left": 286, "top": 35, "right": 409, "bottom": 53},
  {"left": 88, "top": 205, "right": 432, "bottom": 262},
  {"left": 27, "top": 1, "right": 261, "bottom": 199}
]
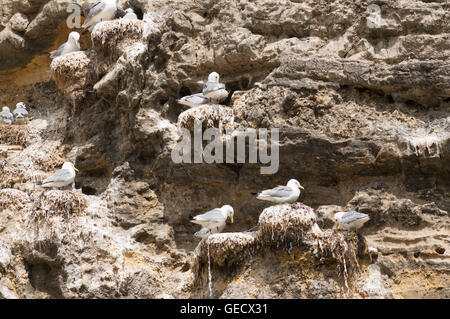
[
  {"left": 258, "top": 203, "right": 318, "bottom": 248},
  {"left": 177, "top": 105, "right": 234, "bottom": 133},
  {"left": 32, "top": 190, "right": 87, "bottom": 221},
  {"left": 0, "top": 188, "right": 30, "bottom": 211},
  {"left": 0, "top": 143, "right": 64, "bottom": 188},
  {"left": 50, "top": 50, "right": 93, "bottom": 100},
  {"left": 0, "top": 125, "right": 30, "bottom": 147},
  {"left": 196, "top": 232, "right": 258, "bottom": 267},
  {"left": 91, "top": 19, "right": 145, "bottom": 56},
  {"left": 314, "top": 230, "right": 367, "bottom": 288}
]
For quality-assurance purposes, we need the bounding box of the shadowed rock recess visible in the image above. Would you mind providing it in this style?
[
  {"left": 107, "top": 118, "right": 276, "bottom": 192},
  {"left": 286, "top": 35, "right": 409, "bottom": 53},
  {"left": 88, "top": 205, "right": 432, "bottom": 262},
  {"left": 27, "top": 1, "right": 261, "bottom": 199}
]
[{"left": 0, "top": 0, "right": 449, "bottom": 299}]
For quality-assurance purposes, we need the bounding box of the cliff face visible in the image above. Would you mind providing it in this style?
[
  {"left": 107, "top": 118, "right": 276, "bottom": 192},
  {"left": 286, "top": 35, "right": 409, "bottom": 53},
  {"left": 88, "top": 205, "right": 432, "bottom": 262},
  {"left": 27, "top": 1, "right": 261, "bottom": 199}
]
[{"left": 0, "top": 0, "right": 449, "bottom": 299}]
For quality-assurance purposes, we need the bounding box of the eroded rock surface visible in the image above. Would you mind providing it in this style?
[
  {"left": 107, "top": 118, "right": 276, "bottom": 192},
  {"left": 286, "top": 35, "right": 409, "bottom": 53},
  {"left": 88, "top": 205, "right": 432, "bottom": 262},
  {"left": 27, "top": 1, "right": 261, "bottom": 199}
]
[{"left": 0, "top": 0, "right": 449, "bottom": 298}]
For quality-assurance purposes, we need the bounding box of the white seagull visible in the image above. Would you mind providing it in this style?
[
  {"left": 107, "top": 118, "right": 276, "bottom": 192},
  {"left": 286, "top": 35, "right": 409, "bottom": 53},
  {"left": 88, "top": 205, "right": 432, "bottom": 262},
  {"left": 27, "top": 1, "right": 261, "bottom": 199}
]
[
  {"left": 49, "top": 32, "right": 81, "bottom": 58},
  {"left": 177, "top": 92, "right": 210, "bottom": 108},
  {"left": 0, "top": 106, "right": 14, "bottom": 125},
  {"left": 12, "top": 102, "right": 29, "bottom": 124},
  {"left": 202, "top": 72, "right": 229, "bottom": 103},
  {"left": 256, "top": 179, "right": 304, "bottom": 204},
  {"left": 333, "top": 211, "right": 370, "bottom": 231},
  {"left": 123, "top": 8, "right": 138, "bottom": 20},
  {"left": 37, "top": 162, "right": 79, "bottom": 188},
  {"left": 82, "top": 0, "right": 117, "bottom": 32},
  {"left": 190, "top": 205, "right": 234, "bottom": 230}
]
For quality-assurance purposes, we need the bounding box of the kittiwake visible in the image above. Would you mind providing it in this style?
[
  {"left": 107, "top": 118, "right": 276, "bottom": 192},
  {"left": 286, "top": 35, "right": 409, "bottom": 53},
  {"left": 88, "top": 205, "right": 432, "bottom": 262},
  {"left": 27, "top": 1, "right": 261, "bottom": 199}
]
[
  {"left": 190, "top": 205, "right": 234, "bottom": 229},
  {"left": 37, "top": 162, "right": 79, "bottom": 188},
  {"left": 202, "top": 72, "right": 229, "bottom": 103},
  {"left": 256, "top": 179, "right": 304, "bottom": 204},
  {"left": 49, "top": 32, "right": 81, "bottom": 58},
  {"left": 0, "top": 106, "right": 14, "bottom": 125},
  {"left": 333, "top": 211, "right": 370, "bottom": 231},
  {"left": 12, "top": 102, "right": 28, "bottom": 125},
  {"left": 82, "top": 0, "right": 117, "bottom": 31},
  {"left": 123, "top": 8, "right": 138, "bottom": 20}
]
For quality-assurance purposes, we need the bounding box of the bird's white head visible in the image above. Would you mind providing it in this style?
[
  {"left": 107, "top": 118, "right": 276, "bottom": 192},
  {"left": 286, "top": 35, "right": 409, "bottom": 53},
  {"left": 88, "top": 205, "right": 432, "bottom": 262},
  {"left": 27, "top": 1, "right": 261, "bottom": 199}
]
[
  {"left": 221, "top": 205, "right": 234, "bottom": 223},
  {"left": 208, "top": 72, "right": 220, "bottom": 84},
  {"left": 62, "top": 162, "right": 79, "bottom": 173},
  {"left": 2, "top": 106, "right": 10, "bottom": 112},
  {"left": 333, "top": 211, "right": 345, "bottom": 222},
  {"left": 16, "top": 102, "right": 26, "bottom": 109},
  {"left": 68, "top": 32, "right": 81, "bottom": 49},
  {"left": 287, "top": 179, "right": 304, "bottom": 190},
  {"left": 125, "top": 8, "right": 134, "bottom": 13}
]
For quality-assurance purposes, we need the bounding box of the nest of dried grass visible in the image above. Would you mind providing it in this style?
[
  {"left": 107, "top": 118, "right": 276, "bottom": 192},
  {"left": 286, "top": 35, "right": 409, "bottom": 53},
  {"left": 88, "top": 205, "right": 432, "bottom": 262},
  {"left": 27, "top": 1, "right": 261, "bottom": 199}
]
[
  {"left": 91, "top": 19, "right": 145, "bottom": 56},
  {"left": 0, "top": 188, "right": 30, "bottom": 211},
  {"left": 32, "top": 190, "right": 87, "bottom": 221},
  {"left": 0, "top": 142, "right": 64, "bottom": 188},
  {"left": 258, "top": 203, "right": 317, "bottom": 248},
  {"left": 196, "top": 232, "right": 258, "bottom": 267},
  {"left": 0, "top": 125, "right": 30, "bottom": 147},
  {"left": 177, "top": 105, "right": 234, "bottom": 133},
  {"left": 314, "top": 230, "right": 366, "bottom": 288}
]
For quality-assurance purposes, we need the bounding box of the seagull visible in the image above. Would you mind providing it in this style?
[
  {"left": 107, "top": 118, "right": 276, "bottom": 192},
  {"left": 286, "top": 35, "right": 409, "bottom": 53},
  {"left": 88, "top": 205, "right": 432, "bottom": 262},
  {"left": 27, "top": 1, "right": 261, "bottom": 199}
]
[
  {"left": 0, "top": 106, "right": 14, "bottom": 125},
  {"left": 333, "top": 211, "right": 370, "bottom": 231},
  {"left": 12, "top": 102, "right": 29, "bottom": 125},
  {"left": 177, "top": 93, "right": 210, "bottom": 108},
  {"left": 256, "top": 179, "right": 304, "bottom": 204},
  {"left": 49, "top": 32, "right": 81, "bottom": 58},
  {"left": 82, "top": 0, "right": 117, "bottom": 32},
  {"left": 123, "top": 8, "right": 138, "bottom": 20},
  {"left": 37, "top": 162, "right": 79, "bottom": 188},
  {"left": 202, "top": 72, "right": 229, "bottom": 103},
  {"left": 190, "top": 205, "right": 234, "bottom": 230}
]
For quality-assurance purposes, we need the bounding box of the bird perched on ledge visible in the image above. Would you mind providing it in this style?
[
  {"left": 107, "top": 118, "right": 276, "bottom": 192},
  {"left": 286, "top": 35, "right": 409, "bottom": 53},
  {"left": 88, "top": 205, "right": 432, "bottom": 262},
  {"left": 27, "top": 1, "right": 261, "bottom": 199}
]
[
  {"left": 0, "top": 106, "right": 14, "bottom": 125},
  {"left": 333, "top": 211, "right": 370, "bottom": 231},
  {"left": 12, "top": 102, "right": 29, "bottom": 124},
  {"left": 190, "top": 205, "right": 234, "bottom": 238},
  {"left": 82, "top": 0, "right": 117, "bottom": 32},
  {"left": 37, "top": 162, "right": 79, "bottom": 189},
  {"left": 177, "top": 72, "right": 229, "bottom": 107},
  {"left": 256, "top": 179, "right": 304, "bottom": 204},
  {"left": 48, "top": 32, "right": 80, "bottom": 58},
  {"left": 202, "top": 72, "right": 229, "bottom": 104}
]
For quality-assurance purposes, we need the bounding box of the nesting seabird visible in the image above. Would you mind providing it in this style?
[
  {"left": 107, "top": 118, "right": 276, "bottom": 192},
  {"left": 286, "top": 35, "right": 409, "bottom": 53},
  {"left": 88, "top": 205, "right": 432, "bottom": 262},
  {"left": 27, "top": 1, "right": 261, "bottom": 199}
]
[
  {"left": 12, "top": 102, "right": 29, "bottom": 125},
  {"left": 0, "top": 106, "right": 14, "bottom": 125},
  {"left": 82, "top": 0, "right": 117, "bottom": 31},
  {"left": 202, "top": 72, "right": 229, "bottom": 103},
  {"left": 123, "top": 8, "right": 138, "bottom": 20},
  {"left": 37, "top": 162, "right": 79, "bottom": 188},
  {"left": 333, "top": 211, "right": 370, "bottom": 231},
  {"left": 256, "top": 179, "right": 304, "bottom": 204},
  {"left": 190, "top": 205, "right": 234, "bottom": 230},
  {"left": 49, "top": 32, "right": 81, "bottom": 58}
]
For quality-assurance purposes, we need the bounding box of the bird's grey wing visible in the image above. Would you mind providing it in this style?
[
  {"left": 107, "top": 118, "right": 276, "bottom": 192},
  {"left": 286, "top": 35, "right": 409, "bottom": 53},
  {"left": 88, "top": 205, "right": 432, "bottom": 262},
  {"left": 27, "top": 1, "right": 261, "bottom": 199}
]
[
  {"left": 194, "top": 208, "right": 225, "bottom": 222},
  {"left": 42, "top": 169, "right": 72, "bottom": 184},
  {"left": 178, "top": 93, "right": 209, "bottom": 105},
  {"left": 84, "top": 1, "right": 105, "bottom": 24},
  {"left": 260, "top": 186, "right": 293, "bottom": 198},
  {"left": 202, "top": 82, "right": 221, "bottom": 95},
  {"left": 50, "top": 42, "right": 68, "bottom": 57},
  {"left": 341, "top": 211, "right": 369, "bottom": 224}
]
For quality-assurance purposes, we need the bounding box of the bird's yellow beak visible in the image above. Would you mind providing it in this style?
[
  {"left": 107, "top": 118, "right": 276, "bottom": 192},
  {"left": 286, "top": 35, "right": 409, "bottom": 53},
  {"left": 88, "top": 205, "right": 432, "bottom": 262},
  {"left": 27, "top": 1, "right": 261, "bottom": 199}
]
[
  {"left": 230, "top": 216, "right": 234, "bottom": 223},
  {"left": 74, "top": 168, "right": 79, "bottom": 173},
  {"left": 299, "top": 185, "right": 304, "bottom": 190}
]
